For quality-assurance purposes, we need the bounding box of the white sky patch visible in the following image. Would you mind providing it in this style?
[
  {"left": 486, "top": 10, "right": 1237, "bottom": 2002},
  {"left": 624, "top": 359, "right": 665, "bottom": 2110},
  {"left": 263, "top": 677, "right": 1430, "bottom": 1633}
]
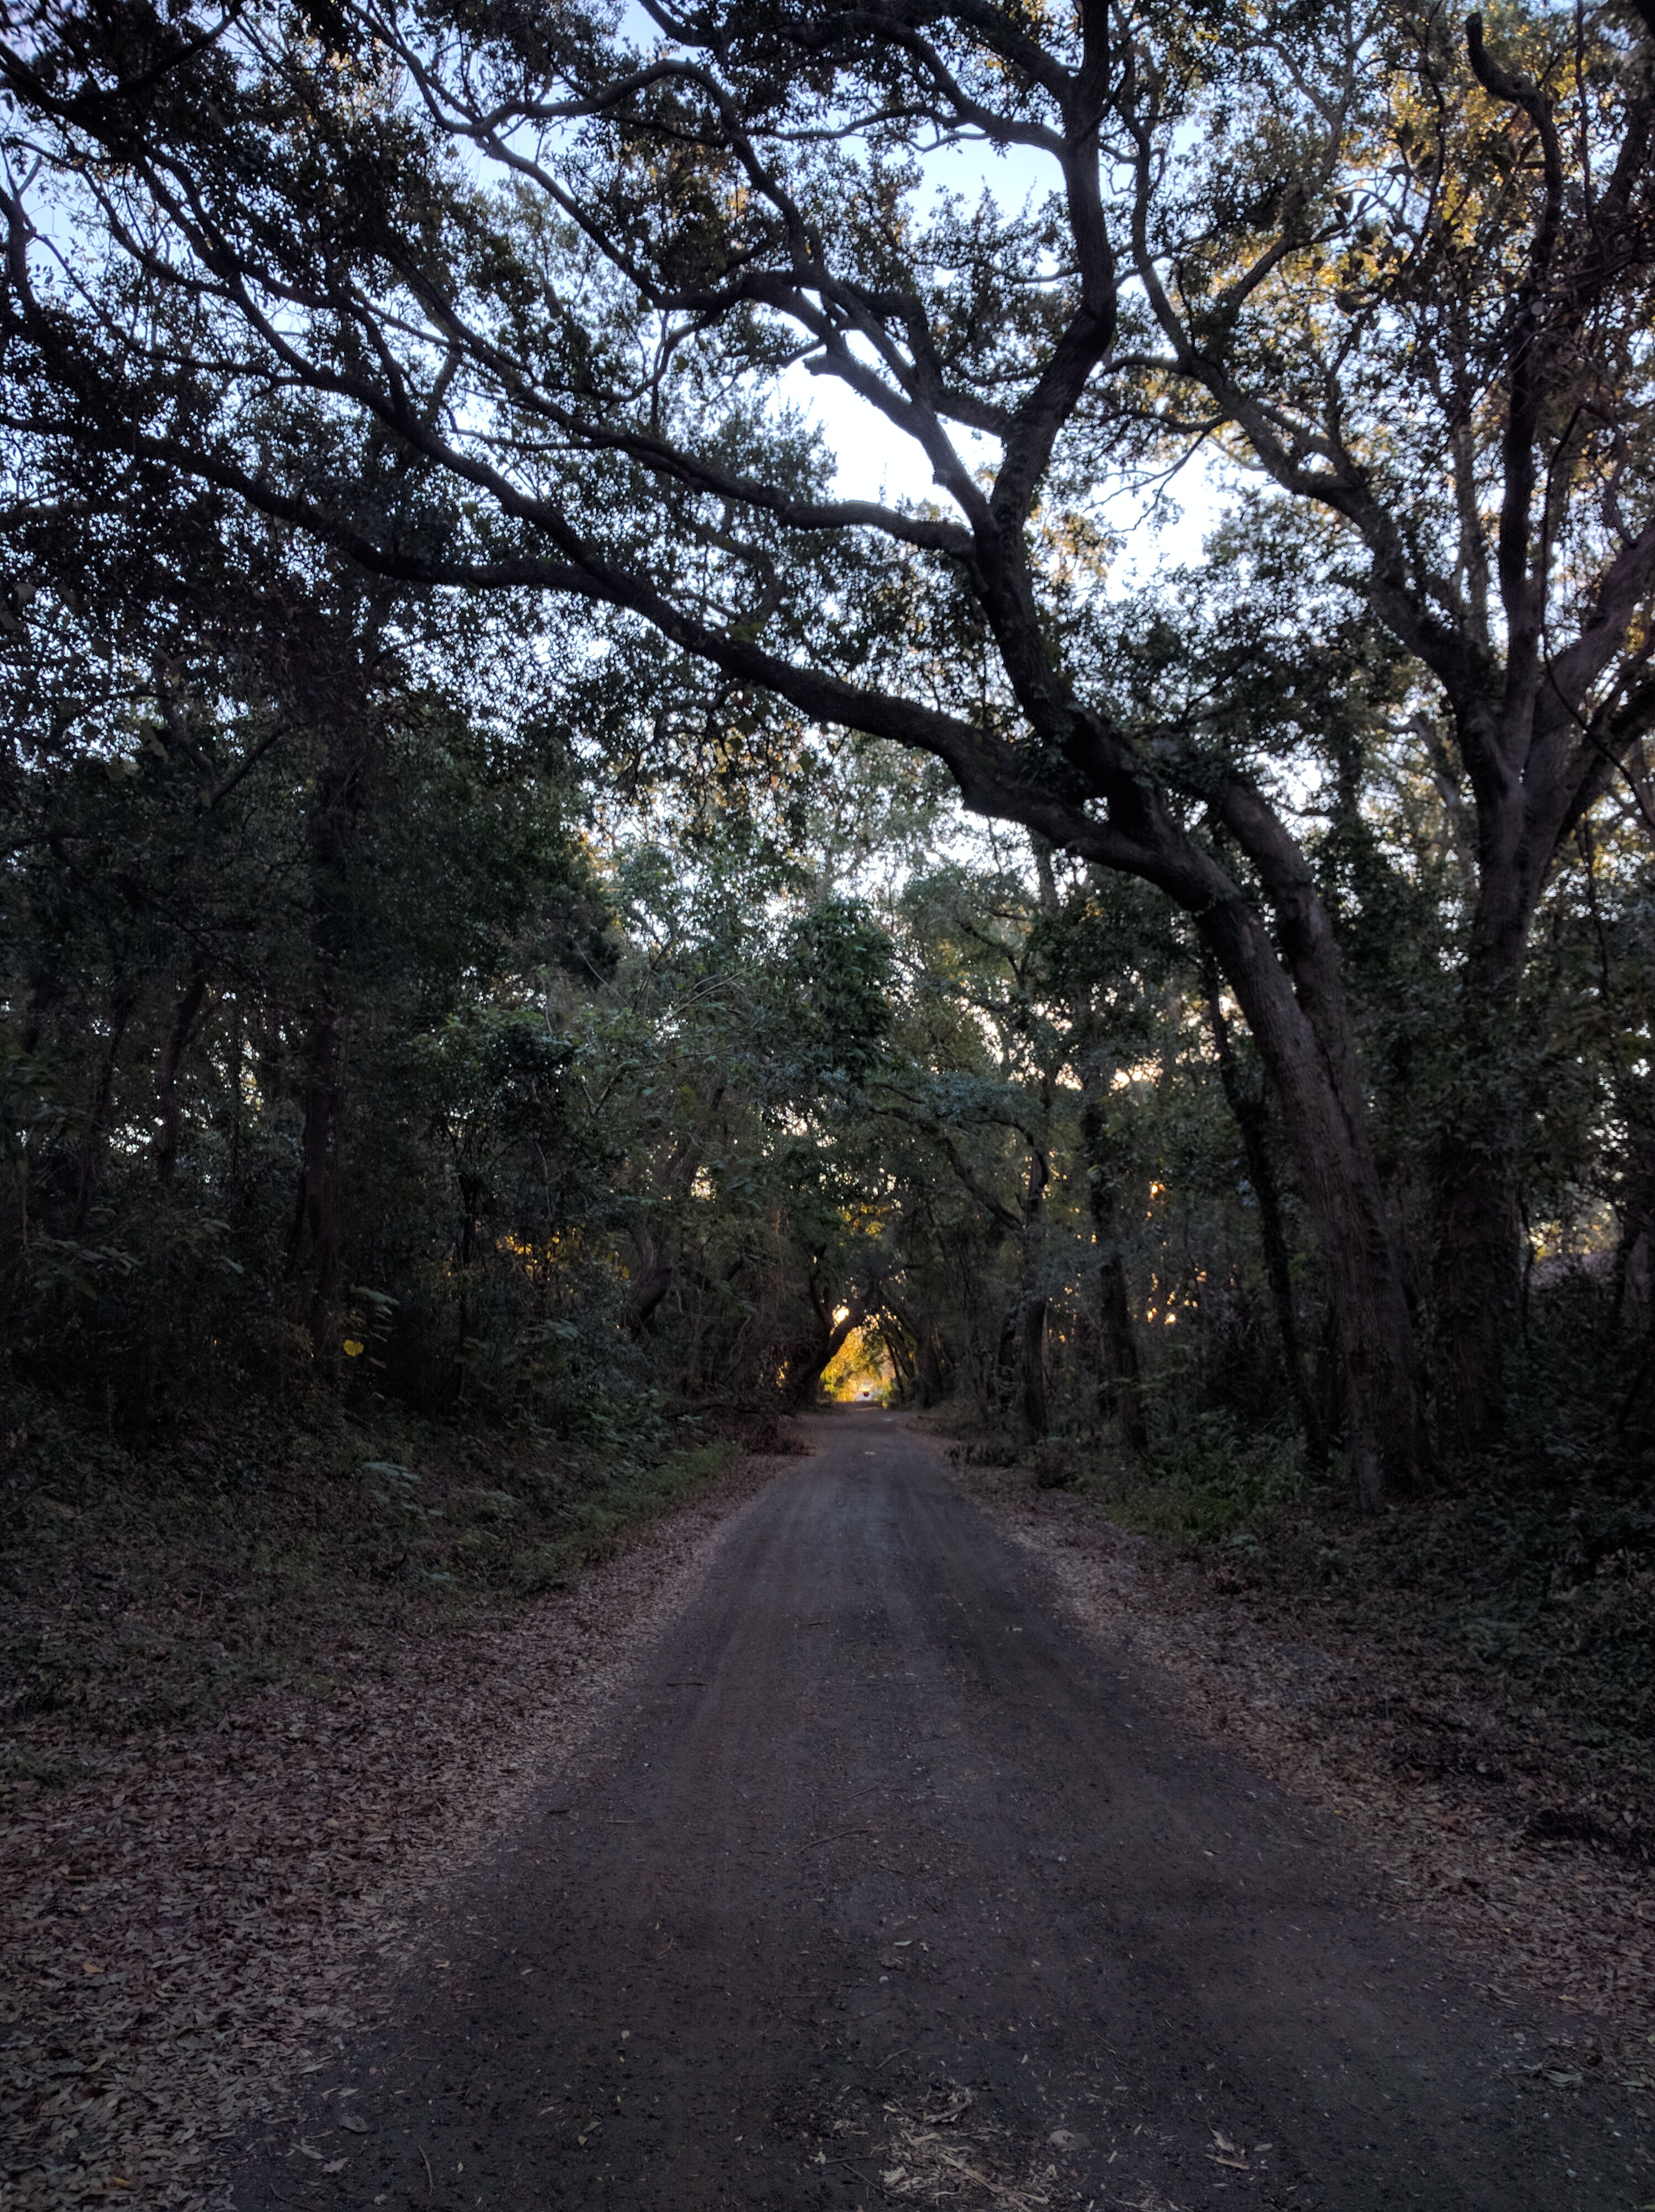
[
  {"left": 779, "top": 346, "right": 1224, "bottom": 586},
  {"left": 753, "top": 118, "right": 1231, "bottom": 583}
]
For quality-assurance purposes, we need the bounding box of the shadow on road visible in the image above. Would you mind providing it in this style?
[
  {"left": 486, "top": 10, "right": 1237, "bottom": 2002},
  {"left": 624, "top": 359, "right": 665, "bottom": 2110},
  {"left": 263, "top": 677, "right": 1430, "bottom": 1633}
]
[{"left": 230, "top": 1410, "right": 1647, "bottom": 2210}]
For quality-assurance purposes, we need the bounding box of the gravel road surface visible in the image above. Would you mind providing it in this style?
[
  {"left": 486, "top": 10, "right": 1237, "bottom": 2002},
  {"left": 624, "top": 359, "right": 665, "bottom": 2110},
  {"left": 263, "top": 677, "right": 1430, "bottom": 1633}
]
[{"left": 232, "top": 1412, "right": 1649, "bottom": 2210}]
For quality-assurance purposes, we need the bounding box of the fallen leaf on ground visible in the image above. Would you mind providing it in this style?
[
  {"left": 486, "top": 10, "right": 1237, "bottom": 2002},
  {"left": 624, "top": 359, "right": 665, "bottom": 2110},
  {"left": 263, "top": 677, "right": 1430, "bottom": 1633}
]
[
  {"left": 966, "top": 1463, "right": 1655, "bottom": 2043},
  {"left": 0, "top": 1454, "right": 783, "bottom": 2212}
]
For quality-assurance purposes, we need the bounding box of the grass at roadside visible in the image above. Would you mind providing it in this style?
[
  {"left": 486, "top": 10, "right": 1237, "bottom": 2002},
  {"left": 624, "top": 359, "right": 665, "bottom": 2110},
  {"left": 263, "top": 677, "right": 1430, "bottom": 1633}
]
[
  {"left": 0, "top": 1386, "right": 747, "bottom": 1764},
  {"left": 933, "top": 1407, "right": 1655, "bottom": 1783}
]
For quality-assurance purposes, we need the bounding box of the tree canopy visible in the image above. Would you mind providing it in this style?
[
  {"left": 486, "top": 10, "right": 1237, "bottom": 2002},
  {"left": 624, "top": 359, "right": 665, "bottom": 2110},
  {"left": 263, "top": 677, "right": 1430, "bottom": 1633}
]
[{"left": 3, "top": 0, "right": 1655, "bottom": 1509}]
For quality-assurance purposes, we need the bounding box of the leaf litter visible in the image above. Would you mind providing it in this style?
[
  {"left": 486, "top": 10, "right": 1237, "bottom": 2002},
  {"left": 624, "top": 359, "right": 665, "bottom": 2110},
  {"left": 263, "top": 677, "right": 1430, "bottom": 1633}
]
[
  {"left": 962, "top": 1458, "right": 1655, "bottom": 2056},
  {"left": 875, "top": 2086, "right": 1057, "bottom": 2209},
  {"left": 1, "top": 1451, "right": 785, "bottom": 2211}
]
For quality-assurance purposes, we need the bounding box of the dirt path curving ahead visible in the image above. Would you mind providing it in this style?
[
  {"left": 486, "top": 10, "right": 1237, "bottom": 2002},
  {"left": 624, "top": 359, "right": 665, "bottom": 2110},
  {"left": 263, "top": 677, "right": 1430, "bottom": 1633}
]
[{"left": 230, "top": 1413, "right": 1651, "bottom": 2211}]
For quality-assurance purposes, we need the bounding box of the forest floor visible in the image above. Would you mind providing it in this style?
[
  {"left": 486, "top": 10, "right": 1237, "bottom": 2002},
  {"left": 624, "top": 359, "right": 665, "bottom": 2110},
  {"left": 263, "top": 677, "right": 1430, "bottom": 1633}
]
[
  {"left": 0, "top": 1406, "right": 788, "bottom": 2212},
  {"left": 955, "top": 1453, "right": 1655, "bottom": 2042},
  {"left": 3, "top": 1411, "right": 1652, "bottom": 2212}
]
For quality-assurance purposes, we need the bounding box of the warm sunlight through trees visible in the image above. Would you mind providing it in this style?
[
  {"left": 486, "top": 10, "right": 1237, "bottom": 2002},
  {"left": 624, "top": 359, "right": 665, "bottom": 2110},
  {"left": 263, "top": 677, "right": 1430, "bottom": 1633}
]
[{"left": 3, "top": 0, "right": 1655, "bottom": 1520}]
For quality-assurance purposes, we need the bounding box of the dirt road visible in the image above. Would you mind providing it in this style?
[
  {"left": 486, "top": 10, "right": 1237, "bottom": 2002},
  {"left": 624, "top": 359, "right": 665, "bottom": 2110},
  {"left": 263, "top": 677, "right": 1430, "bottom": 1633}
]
[{"left": 232, "top": 1414, "right": 1651, "bottom": 2210}]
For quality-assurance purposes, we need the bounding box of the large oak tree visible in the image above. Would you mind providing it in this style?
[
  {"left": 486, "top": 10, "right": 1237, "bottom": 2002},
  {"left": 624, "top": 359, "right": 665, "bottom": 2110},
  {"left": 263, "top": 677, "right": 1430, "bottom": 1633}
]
[{"left": 5, "top": 0, "right": 1654, "bottom": 1498}]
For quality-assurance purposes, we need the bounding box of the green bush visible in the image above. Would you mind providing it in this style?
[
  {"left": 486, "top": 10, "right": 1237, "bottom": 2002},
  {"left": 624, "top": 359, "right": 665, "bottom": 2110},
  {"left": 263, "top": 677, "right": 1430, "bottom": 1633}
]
[{"left": 1110, "top": 1411, "right": 1316, "bottom": 1542}]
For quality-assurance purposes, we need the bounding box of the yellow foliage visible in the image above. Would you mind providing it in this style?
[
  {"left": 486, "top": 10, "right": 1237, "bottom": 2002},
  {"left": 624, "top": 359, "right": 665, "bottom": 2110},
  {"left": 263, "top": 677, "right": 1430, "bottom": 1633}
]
[{"left": 821, "top": 1323, "right": 893, "bottom": 1404}]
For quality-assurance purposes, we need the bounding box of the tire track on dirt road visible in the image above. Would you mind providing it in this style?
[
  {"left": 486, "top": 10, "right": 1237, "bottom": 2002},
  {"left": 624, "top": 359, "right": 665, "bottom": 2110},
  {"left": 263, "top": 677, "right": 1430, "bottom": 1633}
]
[{"left": 230, "top": 1413, "right": 1650, "bottom": 2210}]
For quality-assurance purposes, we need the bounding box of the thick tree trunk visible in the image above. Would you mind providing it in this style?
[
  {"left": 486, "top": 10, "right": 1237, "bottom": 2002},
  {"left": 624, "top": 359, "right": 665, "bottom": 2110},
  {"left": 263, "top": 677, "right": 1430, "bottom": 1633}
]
[
  {"left": 1018, "top": 1148, "right": 1050, "bottom": 1440},
  {"left": 1200, "top": 898, "right": 1425, "bottom": 1509},
  {"left": 283, "top": 719, "right": 367, "bottom": 1360},
  {"left": 1019, "top": 1293, "right": 1049, "bottom": 1439},
  {"left": 1433, "top": 1100, "right": 1522, "bottom": 1462},
  {"left": 887, "top": 1291, "right": 952, "bottom": 1406},
  {"left": 1051, "top": 806, "right": 1424, "bottom": 1500},
  {"left": 1078, "top": 1083, "right": 1148, "bottom": 1458},
  {"left": 619, "top": 1082, "right": 729, "bottom": 1337},
  {"left": 623, "top": 1228, "right": 674, "bottom": 1336},
  {"left": 285, "top": 990, "right": 346, "bottom": 1356},
  {"left": 154, "top": 964, "right": 209, "bottom": 1186},
  {"left": 916, "top": 1324, "right": 950, "bottom": 1406},
  {"left": 780, "top": 1287, "right": 867, "bottom": 1405},
  {"left": 1430, "top": 889, "right": 1533, "bottom": 1461},
  {"left": 877, "top": 1312, "right": 917, "bottom": 1400},
  {"left": 1199, "top": 955, "right": 1328, "bottom": 1467},
  {"left": 72, "top": 991, "right": 134, "bottom": 1235}
]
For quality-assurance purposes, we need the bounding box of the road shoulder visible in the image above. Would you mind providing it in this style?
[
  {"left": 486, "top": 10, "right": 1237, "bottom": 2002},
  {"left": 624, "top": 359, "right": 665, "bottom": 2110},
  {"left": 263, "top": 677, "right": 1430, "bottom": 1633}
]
[
  {"left": 951, "top": 1444, "right": 1655, "bottom": 2072},
  {"left": 1, "top": 1449, "right": 787, "bottom": 2212}
]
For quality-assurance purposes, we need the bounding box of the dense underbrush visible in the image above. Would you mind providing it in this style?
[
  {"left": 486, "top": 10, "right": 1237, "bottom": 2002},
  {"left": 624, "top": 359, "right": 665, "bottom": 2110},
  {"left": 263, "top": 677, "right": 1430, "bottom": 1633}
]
[
  {"left": 1242, "top": 1472, "right": 1655, "bottom": 1770},
  {"left": 0, "top": 1385, "right": 773, "bottom": 1764},
  {"left": 938, "top": 1293, "right": 1655, "bottom": 1778}
]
